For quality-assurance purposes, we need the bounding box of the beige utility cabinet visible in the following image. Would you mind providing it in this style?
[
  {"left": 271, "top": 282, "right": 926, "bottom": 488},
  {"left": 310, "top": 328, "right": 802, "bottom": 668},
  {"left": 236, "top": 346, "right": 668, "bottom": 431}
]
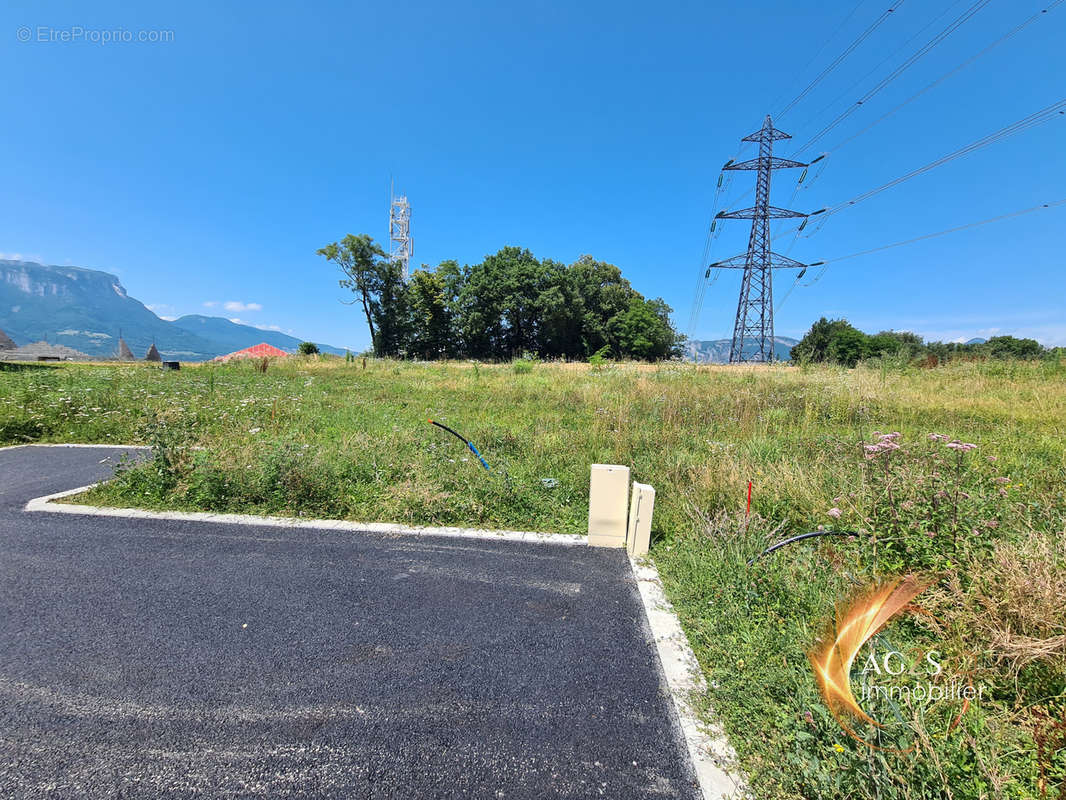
[{"left": 588, "top": 464, "right": 630, "bottom": 547}]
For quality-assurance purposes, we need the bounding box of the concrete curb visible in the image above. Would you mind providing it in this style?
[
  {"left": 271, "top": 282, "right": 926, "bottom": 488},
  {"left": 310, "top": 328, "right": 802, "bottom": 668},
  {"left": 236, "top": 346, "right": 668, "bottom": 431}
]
[
  {"left": 25, "top": 484, "right": 586, "bottom": 547},
  {"left": 631, "top": 556, "right": 747, "bottom": 799},
  {"left": 0, "top": 443, "right": 146, "bottom": 451}
]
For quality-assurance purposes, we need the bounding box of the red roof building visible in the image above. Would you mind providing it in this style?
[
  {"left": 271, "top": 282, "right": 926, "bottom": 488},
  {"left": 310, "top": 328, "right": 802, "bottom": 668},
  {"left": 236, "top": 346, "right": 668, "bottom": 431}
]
[{"left": 211, "top": 342, "right": 291, "bottom": 362}]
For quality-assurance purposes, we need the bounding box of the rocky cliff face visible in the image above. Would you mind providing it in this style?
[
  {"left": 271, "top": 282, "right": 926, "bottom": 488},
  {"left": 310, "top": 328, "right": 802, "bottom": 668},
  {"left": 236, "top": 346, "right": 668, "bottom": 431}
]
[
  {"left": 2, "top": 261, "right": 127, "bottom": 299},
  {"left": 1, "top": 260, "right": 223, "bottom": 359},
  {"left": 0, "top": 259, "right": 343, "bottom": 360}
]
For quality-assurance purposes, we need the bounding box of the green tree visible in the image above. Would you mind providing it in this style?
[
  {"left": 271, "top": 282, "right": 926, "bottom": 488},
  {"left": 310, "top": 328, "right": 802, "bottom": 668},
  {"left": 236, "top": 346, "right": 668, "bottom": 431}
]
[
  {"left": 317, "top": 234, "right": 408, "bottom": 357},
  {"left": 297, "top": 341, "right": 319, "bottom": 355},
  {"left": 372, "top": 258, "right": 411, "bottom": 357},
  {"left": 613, "top": 296, "right": 681, "bottom": 360},
  {"left": 407, "top": 268, "right": 456, "bottom": 359},
  {"left": 317, "top": 234, "right": 384, "bottom": 348},
  {"left": 982, "top": 335, "right": 1043, "bottom": 359},
  {"left": 867, "top": 330, "right": 922, "bottom": 358},
  {"left": 536, "top": 260, "right": 585, "bottom": 359},
  {"left": 827, "top": 326, "right": 869, "bottom": 367},
  {"left": 568, "top": 255, "right": 636, "bottom": 356},
  {"left": 459, "top": 247, "right": 551, "bottom": 359},
  {"left": 794, "top": 317, "right": 870, "bottom": 366}
]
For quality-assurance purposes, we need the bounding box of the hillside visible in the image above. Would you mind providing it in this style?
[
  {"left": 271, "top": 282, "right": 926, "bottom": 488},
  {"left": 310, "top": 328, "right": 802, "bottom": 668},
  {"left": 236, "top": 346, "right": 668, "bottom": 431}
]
[
  {"left": 685, "top": 336, "right": 798, "bottom": 363},
  {"left": 0, "top": 259, "right": 343, "bottom": 360},
  {"left": 171, "top": 315, "right": 344, "bottom": 357}
]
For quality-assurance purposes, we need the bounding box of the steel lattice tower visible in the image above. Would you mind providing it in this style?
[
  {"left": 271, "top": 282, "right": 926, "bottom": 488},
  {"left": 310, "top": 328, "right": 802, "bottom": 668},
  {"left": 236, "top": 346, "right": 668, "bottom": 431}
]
[
  {"left": 389, "top": 184, "right": 413, "bottom": 282},
  {"left": 711, "top": 116, "right": 813, "bottom": 363}
]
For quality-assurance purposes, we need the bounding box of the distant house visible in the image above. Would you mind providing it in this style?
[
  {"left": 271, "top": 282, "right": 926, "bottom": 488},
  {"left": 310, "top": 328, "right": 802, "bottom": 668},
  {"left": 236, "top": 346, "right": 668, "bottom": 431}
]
[{"left": 211, "top": 342, "right": 290, "bottom": 363}]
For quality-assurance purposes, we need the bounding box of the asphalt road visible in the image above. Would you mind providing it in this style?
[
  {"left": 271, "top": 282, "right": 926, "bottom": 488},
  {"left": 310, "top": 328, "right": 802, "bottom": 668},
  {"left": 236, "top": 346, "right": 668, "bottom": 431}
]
[{"left": 0, "top": 445, "right": 700, "bottom": 799}]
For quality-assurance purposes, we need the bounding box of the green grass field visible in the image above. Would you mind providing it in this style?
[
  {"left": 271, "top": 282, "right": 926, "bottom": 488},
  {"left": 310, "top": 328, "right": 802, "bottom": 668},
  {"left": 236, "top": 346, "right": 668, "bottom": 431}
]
[{"left": 2, "top": 356, "right": 1064, "bottom": 798}]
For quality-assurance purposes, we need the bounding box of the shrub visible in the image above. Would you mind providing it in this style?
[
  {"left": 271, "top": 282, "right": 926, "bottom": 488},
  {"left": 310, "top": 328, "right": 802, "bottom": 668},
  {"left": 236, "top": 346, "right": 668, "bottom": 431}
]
[{"left": 588, "top": 345, "right": 611, "bottom": 369}]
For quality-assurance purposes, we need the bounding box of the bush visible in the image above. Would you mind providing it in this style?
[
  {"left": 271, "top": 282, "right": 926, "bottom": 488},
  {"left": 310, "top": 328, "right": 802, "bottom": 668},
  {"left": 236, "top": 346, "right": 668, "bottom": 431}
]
[
  {"left": 588, "top": 345, "right": 611, "bottom": 369},
  {"left": 298, "top": 341, "right": 320, "bottom": 355}
]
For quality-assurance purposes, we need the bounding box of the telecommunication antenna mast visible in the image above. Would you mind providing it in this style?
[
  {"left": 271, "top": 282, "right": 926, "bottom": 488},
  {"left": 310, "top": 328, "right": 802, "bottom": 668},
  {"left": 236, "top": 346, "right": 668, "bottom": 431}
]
[
  {"left": 710, "top": 116, "right": 820, "bottom": 363},
  {"left": 389, "top": 181, "right": 413, "bottom": 281}
]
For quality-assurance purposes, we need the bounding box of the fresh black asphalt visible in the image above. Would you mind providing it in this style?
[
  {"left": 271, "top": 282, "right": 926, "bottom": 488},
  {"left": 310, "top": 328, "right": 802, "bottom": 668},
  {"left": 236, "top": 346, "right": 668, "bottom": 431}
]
[{"left": 0, "top": 445, "right": 700, "bottom": 799}]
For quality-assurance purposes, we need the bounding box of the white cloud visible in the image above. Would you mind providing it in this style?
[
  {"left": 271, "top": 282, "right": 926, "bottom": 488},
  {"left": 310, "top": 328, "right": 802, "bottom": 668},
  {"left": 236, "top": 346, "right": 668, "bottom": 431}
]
[
  {"left": 205, "top": 300, "right": 263, "bottom": 312},
  {"left": 223, "top": 301, "right": 262, "bottom": 312},
  {"left": 0, "top": 252, "right": 45, "bottom": 263},
  {"left": 147, "top": 303, "right": 181, "bottom": 322},
  {"left": 227, "top": 318, "right": 291, "bottom": 334}
]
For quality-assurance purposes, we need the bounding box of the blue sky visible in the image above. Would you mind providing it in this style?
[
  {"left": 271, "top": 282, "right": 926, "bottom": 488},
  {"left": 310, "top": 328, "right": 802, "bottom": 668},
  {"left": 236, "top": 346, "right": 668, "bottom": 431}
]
[{"left": 2, "top": 0, "right": 1064, "bottom": 349}]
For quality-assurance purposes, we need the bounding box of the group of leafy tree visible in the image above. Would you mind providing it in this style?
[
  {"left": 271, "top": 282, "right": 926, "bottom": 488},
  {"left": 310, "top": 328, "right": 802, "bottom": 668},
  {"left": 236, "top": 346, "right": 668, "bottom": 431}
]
[
  {"left": 792, "top": 317, "right": 1054, "bottom": 367},
  {"left": 317, "top": 235, "right": 682, "bottom": 361}
]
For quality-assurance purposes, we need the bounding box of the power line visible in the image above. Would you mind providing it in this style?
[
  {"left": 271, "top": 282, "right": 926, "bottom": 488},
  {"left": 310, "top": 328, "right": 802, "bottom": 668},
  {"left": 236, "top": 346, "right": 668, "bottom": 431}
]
[
  {"left": 794, "top": 0, "right": 871, "bottom": 79},
  {"left": 687, "top": 163, "right": 734, "bottom": 340},
  {"left": 825, "top": 99, "right": 1066, "bottom": 214},
  {"left": 771, "top": 0, "right": 872, "bottom": 116},
  {"left": 821, "top": 198, "right": 1066, "bottom": 264},
  {"left": 777, "top": 2, "right": 906, "bottom": 121},
  {"left": 774, "top": 198, "right": 1065, "bottom": 311},
  {"left": 794, "top": 0, "right": 994, "bottom": 155},
  {"left": 794, "top": 0, "right": 969, "bottom": 137},
  {"left": 830, "top": 0, "right": 1065, "bottom": 153}
]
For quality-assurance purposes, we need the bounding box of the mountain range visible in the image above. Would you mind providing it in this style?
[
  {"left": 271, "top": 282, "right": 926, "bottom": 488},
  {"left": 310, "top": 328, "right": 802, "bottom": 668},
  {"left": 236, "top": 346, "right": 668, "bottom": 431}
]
[
  {"left": 0, "top": 259, "right": 344, "bottom": 360},
  {"left": 684, "top": 336, "right": 799, "bottom": 363}
]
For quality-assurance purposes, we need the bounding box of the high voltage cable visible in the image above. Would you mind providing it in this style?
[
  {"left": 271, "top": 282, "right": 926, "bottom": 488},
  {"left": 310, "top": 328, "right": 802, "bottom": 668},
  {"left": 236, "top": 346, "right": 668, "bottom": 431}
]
[
  {"left": 820, "top": 198, "right": 1066, "bottom": 263},
  {"left": 777, "top": 2, "right": 906, "bottom": 121},
  {"left": 687, "top": 165, "right": 734, "bottom": 339},
  {"left": 825, "top": 99, "right": 1066, "bottom": 214},
  {"left": 795, "top": 0, "right": 969, "bottom": 136},
  {"left": 774, "top": 198, "right": 1065, "bottom": 311},
  {"left": 830, "top": 0, "right": 1064, "bottom": 153},
  {"left": 792, "top": 0, "right": 871, "bottom": 82},
  {"left": 687, "top": 132, "right": 758, "bottom": 338},
  {"left": 794, "top": 0, "right": 993, "bottom": 155},
  {"left": 771, "top": 0, "right": 871, "bottom": 116}
]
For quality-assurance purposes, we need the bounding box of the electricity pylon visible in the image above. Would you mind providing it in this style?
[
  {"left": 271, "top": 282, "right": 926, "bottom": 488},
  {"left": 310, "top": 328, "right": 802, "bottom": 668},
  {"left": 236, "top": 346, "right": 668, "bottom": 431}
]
[{"left": 710, "top": 116, "right": 817, "bottom": 363}]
